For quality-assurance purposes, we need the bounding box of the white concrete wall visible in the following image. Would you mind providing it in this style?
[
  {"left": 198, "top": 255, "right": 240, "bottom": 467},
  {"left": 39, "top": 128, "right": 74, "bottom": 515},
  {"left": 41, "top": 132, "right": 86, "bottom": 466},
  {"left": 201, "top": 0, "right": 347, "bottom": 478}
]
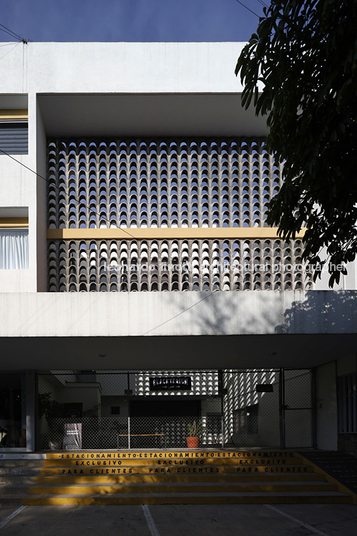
[
  {"left": 0, "top": 41, "right": 263, "bottom": 295},
  {"left": 35, "top": 99, "right": 47, "bottom": 292},
  {"left": 0, "top": 290, "right": 356, "bottom": 338},
  {"left": 313, "top": 249, "right": 357, "bottom": 292},
  {"left": 0, "top": 42, "right": 246, "bottom": 95},
  {"left": 316, "top": 361, "right": 338, "bottom": 450},
  {"left": 0, "top": 146, "right": 37, "bottom": 292},
  {"left": 0, "top": 91, "right": 40, "bottom": 292}
]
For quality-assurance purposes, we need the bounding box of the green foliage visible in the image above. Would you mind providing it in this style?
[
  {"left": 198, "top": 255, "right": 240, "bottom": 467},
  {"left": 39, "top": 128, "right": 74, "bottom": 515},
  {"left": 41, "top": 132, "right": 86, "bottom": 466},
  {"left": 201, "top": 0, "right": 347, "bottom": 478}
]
[
  {"left": 236, "top": 0, "right": 357, "bottom": 286},
  {"left": 187, "top": 419, "right": 205, "bottom": 437},
  {"left": 38, "top": 393, "right": 65, "bottom": 420}
]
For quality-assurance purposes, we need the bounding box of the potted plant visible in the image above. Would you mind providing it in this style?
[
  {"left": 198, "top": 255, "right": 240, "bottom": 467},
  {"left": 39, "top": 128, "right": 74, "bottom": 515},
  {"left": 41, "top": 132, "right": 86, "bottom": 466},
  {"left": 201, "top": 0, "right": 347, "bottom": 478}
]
[{"left": 186, "top": 419, "right": 205, "bottom": 449}]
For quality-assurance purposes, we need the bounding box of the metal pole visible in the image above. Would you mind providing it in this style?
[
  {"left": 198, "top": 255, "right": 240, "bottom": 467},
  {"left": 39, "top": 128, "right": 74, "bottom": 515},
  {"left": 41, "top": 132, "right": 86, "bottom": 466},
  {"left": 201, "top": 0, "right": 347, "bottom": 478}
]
[
  {"left": 279, "top": 368, "right": 286, "bottom": 449},
  {"left": 128, "top": 416, "right": 131, "bottom": 450},
  {"left": 311, "top": 368, "right": 317, "bottom": 449},
  {"left": 218, "top": 369, "right": 225, "bottom": 449}
]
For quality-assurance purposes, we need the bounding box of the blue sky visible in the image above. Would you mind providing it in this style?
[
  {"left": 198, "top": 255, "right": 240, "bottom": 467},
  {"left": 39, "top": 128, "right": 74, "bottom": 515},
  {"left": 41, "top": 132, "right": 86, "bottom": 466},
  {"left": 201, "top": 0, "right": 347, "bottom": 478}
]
[{"left": 0, "top": 0, "right": 268, "bottom": 43}]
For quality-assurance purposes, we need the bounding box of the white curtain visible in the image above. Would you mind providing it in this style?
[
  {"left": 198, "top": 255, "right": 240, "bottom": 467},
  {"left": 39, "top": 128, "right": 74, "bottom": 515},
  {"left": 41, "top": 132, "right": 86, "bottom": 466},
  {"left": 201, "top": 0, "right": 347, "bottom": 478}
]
[{"left": 0, "top": 230, "right": 29, "bottom": 269}]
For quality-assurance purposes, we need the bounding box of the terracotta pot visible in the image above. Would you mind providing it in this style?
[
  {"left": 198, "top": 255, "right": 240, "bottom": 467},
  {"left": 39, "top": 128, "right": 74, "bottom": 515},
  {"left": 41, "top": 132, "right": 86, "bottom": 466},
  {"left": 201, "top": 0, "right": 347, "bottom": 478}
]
[{"left": 186, "top": 436, "right": 199, "bottom": 449}]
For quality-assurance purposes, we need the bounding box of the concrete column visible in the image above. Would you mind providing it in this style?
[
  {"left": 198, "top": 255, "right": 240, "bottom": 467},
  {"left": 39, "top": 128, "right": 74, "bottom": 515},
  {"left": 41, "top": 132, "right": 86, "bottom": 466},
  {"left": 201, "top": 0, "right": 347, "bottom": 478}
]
[
  {"left": 26, "top": 370, "right": 36, "bottom": 452},
  {"left": 316, "top": 361, "right": 338, "bottom": 450}
]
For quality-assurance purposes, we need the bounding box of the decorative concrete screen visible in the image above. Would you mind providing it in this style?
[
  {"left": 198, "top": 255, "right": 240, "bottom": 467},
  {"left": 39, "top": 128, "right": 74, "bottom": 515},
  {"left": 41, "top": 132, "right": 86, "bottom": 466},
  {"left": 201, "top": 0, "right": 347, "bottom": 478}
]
[{"left": 47, "top": 138, "right": 313, "bottom": 292}]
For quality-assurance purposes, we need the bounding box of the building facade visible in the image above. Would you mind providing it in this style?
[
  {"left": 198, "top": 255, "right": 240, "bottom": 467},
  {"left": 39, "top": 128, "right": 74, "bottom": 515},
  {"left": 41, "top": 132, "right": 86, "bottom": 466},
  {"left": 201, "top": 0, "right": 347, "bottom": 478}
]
[{"left": 0, "top": 42, "right": 356, "bottom": 454}]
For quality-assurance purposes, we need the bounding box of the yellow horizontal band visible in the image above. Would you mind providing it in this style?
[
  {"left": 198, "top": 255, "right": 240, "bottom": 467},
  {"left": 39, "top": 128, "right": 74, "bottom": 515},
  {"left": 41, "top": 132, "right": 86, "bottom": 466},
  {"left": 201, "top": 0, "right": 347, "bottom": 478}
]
[
  {"left": 0, "top": 109, "right": 28, "bottom": 120},
  {"left": 0, "top": 217, "right": 28, "bottom": 228},
  {"left": 47, "top": 227, "right": 305, "bottom": 240}
]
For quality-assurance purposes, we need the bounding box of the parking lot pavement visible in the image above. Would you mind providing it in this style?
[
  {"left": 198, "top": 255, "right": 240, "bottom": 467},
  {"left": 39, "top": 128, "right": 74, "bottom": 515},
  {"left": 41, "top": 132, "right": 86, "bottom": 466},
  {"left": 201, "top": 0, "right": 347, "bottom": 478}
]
[
  {"left": 0, "top": 506, "right": 24, "bottom": 524},
  {"left": 0, "top": 503, "right": 357, "bottom": 536},
  {"left": 0, "top": 505, "right": 151, "bottom": 536}
]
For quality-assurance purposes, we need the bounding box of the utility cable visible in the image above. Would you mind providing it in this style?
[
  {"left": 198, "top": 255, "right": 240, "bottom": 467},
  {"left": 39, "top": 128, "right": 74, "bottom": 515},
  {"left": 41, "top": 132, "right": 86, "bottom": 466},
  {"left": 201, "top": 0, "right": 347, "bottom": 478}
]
[
  {"left": 0, "top": 41, "right": 21, "bottom": 61},
  {"left": 142, "top": 289, "right": 218, "bottom": 335},
  {"left": 1, "top": 146, "right": 225, "bottom": 333},
  {"left": 256, "top": 0, "right": 269, "bottom": 9},
  {"left": 234, "top": 0, "right": 260, "bottom": 18},
  {"left": 0, "top": 42, "right": 21, "bottom": 47},
  {"left": 0, "top": 147, "right": 137, "bottom": 240},
  {"left": 0, "top": 23, "right": 28, "bottom": 43}
]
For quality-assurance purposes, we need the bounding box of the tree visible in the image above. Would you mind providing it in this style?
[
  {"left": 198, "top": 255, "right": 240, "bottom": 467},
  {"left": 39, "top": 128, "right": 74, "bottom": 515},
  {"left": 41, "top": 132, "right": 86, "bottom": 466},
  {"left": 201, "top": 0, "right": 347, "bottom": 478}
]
[{"left": 236, "top": 0, "right": 357, "bottom": 286}]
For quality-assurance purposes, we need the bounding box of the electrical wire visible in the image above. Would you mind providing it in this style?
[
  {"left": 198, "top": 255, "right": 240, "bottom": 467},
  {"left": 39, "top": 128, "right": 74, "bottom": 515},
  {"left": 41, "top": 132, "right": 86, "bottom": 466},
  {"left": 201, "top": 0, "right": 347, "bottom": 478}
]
[
  {"left": 234, "top": 0, "right": 260, "bottom": 18},
  {"left": 0, "top": 41, "right": 21, "bottom": 61},
  {"left": 0, "top": 42, "right": 21, "bottom": 47},
  {"left": 0, "top": 146, "right": 225, "bottom": 333},
  {"left": 256, "top": 0, "right": 269, "bottom": 9},
  {"left": 0, "top": 147, "right": 136, "bottom": 240},
  {"left": 142, "top": 290, "right": 218, "bottom": 335},
  {"left": 0, "top": 24, "right": 21, "bottom": 40},
  {"left": 0, "top": 23, "right": 27, "bottom": 43}
]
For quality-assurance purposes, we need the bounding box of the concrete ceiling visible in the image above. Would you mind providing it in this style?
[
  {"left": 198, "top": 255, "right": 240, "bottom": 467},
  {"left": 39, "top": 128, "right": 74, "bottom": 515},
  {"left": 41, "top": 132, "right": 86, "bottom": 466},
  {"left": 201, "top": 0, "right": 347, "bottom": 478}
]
[
  {"left": 38, "top": 94, "right": 268, "bottom": 138},
  {"left": 1, "top": 332, "right": 356, "bottom": 371}
]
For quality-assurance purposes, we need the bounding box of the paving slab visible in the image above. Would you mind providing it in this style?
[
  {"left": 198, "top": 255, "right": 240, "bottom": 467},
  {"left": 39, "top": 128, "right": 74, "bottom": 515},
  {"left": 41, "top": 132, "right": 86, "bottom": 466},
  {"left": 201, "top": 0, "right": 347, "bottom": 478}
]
[
  {"left": 0, "top": 505, "right": 151, "bottom": 536},
  {"left": 150, "top": 503, "right": 357, "bottom": 536},
  {"left": 0, "top": 506, "right": 24, "bottom": 524},
  {"left": 1, "top": 503, "right": 357, "bottom": 536},
  {"left": 270, "top": 504, "right": 357, "bottom": 536}
]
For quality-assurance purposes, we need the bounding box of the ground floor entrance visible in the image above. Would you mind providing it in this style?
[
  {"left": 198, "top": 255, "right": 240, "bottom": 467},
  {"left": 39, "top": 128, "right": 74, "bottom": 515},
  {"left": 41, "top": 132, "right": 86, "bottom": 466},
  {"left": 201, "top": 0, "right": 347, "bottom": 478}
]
[{"left": 35, "top": 368, "right": 315, "bottom": 451}]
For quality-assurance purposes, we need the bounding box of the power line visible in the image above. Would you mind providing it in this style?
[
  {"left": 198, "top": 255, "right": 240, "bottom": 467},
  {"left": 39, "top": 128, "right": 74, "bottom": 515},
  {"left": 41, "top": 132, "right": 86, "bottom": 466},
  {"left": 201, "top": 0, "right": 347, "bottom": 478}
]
[
  {"left": 0, "top": 147, "right": 136, "bottom": 240},
  {"left": 0, "top": 41, "right": 21, "bottom": 61},
  {"left": 142, "top": 290, "right": 218, "bottom": 335},
  {"left": 234, "top": 0, "right": 260, "bottom": 18},
  {"left": 0, "top": 42, "right": 21, "bottom": 47},
  {"left": 256, "top": 0, "right": 269, "bottom": 9},
  {"left": 0, "top": 23, "right": 28, "bottom": 43},
  {"left": 0, "top": 24, "right": 21, "bottom": 40},
  {"left": 0, "top": 145, "right": 223, "bottom": 332}
]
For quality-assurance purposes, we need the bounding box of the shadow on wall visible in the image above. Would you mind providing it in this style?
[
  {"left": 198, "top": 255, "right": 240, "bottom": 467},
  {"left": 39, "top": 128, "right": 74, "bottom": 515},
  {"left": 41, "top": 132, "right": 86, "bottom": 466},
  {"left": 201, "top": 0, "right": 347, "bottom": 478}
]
[
  {"left": 275, "top": 290, "right": 357, "bottom": 334},
  {"left": 156, "top": 290, "right": 357, "bottom": 337}
]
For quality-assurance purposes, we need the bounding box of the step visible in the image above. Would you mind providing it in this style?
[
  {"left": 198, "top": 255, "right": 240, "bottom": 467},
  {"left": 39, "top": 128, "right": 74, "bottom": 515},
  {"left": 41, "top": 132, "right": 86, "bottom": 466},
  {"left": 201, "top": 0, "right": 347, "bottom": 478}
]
[
  {"left": 0, "top": 460, "right": 44, "bottom": 468},
  {"left": 35, "top": 472, "right": 326, "bottom": 484},
  {"left": 45, "top": 451, "right": 300, "bottom": 460},
  {"left": 23, "top": 491, "right": 353, "bottom": 506},
  {"left": 0, "top": 450, "right": 354, "bottom": 506},
  {"left": 0, "top": 475, "right": 37, "bottom": 485},
  {"left": 0, "top": 485, "right": 30, "bottom": 496},
  {"left": 39, "top": 463, "right": 314, "bottom": 477},
  {"left": 28, "top": 480, "right": 338, "bottom": 495},
  {"left": 28, "top": 482, "right": 337, "bottom": 495},
  {"left": 0, "top": 467, "right": 42, "bottom": 476},
  {"left": 43, "top": 457, "right": 303, "bottom": 467}
]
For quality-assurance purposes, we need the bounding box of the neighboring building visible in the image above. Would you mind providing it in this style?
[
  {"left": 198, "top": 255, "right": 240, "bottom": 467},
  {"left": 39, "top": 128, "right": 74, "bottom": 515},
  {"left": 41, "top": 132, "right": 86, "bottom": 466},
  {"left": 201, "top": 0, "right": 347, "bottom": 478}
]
[{"left": 0, "top": 42, "right": 356, "bottom": 454}]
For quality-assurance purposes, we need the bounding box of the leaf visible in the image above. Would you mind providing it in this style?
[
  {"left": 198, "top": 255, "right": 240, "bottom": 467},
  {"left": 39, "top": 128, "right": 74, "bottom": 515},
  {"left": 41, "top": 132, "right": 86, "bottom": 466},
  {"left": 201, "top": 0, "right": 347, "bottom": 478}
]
[{"left": 235, "top": 0, "right": 357, "bottom": 286}]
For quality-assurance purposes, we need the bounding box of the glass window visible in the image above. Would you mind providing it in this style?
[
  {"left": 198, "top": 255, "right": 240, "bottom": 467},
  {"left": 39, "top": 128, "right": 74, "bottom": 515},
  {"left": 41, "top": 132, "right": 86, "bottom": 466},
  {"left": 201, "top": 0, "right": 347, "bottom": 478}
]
[
  {"left": 0, "top": 229, "right": 29, "bottom": 269},
  {"left": 0, "top": 122, "right": 28, "bottom": 154}
]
